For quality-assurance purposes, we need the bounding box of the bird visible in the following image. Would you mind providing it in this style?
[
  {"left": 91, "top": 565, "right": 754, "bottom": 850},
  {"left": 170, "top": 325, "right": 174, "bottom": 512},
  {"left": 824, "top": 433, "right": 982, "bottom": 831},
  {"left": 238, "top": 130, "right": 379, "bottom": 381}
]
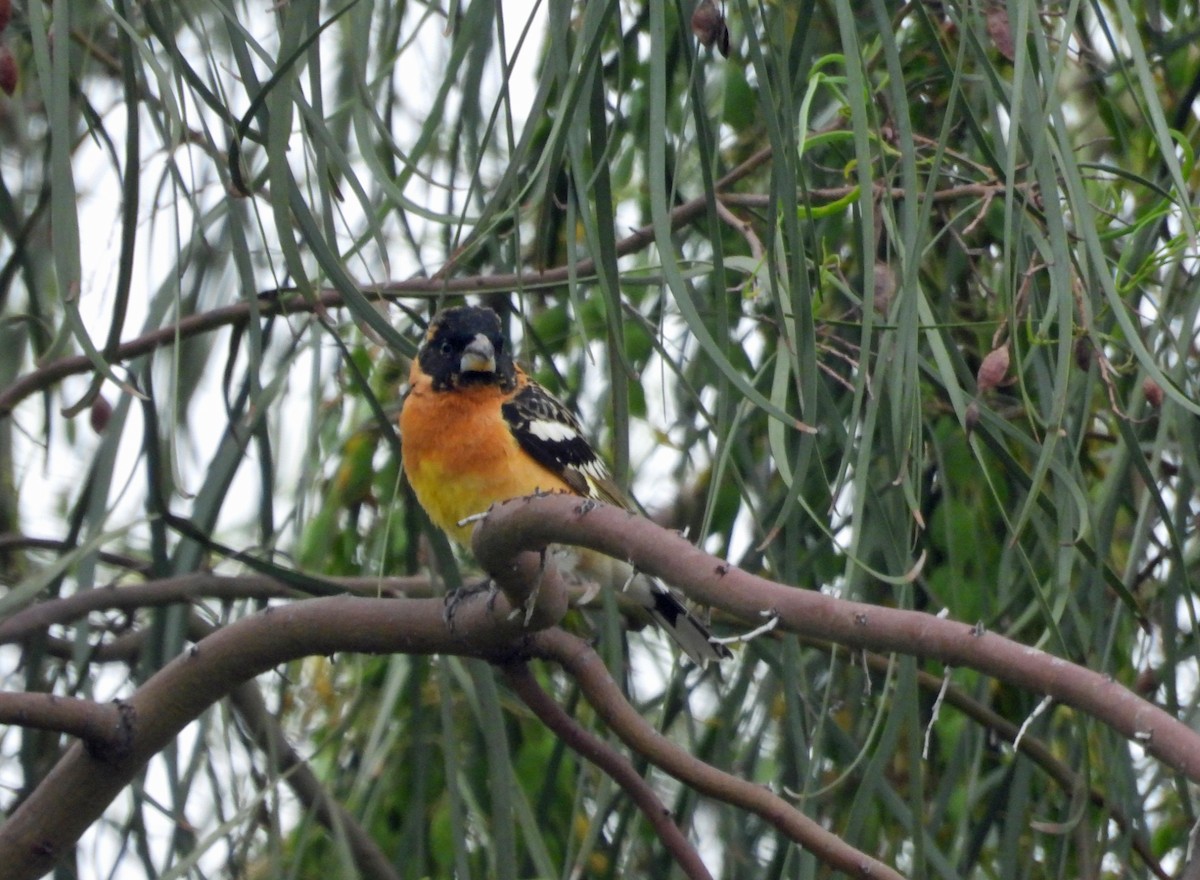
[{"left": 398, "top": 304, "right": 730, "bottom": 665}]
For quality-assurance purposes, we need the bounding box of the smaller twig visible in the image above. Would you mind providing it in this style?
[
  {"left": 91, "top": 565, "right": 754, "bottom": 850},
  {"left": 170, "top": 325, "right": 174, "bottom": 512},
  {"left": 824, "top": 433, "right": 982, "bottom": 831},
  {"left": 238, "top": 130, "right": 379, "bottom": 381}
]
[
  {"left": 500, "top": 662, "right": 715, "bottom": 880},
  {"left": 0, "top": 573, "right": 436, "bottom": 647},
  {"left": 0, "top": 692, "right": 127, "bottom": 753},
  {"left": 229, "top": 679, "right": 402, "bottom": 880},
  {"left": 961, "top": 189, "right": 996, "bottom": 236},
  {"left": 0, "top": 534, "right": 150, "bottom": 574},
  {"left": 714, "top": 199, "right": 764, "bottom": 264},
  {"left": 711, "top": 610, "right": 778, "bottom": 646},
  {"left": 1013, "top": 695, "right": 1054, "bottom": 755},
  {"left": 923, "top": 667, "right": 952, "bottom": 759}
]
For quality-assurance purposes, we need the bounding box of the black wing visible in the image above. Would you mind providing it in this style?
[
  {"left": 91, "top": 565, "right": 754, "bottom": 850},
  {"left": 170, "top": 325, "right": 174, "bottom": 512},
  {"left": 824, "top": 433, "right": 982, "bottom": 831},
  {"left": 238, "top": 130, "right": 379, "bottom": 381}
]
[{"left": 501, "top": 379, "right": 629, "bottom": 507}]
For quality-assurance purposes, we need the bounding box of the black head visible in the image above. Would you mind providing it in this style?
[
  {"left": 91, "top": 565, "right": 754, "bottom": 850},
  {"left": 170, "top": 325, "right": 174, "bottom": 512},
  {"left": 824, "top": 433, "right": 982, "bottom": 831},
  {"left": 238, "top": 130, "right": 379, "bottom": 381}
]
[{"left": 416, "top": 305, "right": 518, "bottom": 392}]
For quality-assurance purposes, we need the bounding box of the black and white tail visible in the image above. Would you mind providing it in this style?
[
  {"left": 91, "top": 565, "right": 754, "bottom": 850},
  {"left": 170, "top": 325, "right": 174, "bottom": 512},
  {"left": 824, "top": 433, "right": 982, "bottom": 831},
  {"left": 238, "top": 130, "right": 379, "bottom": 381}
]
[{"left": 634, "top": 575, "right": 731, "bottom": 665}]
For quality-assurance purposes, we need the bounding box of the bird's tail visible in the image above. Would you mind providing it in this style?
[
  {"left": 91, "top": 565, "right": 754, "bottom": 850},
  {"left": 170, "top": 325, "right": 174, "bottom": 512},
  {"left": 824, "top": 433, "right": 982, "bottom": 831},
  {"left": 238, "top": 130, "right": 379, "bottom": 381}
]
[
  {"left": 555, "top": 546, "right": 731, "bottom": 665},
  {"left": 636, "top": 576, "right": 732, "bottom": 666}
]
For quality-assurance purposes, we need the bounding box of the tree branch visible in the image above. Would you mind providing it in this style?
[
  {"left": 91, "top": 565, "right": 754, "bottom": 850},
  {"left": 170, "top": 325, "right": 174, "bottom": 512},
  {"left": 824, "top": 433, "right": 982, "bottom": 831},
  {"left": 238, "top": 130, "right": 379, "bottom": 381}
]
[
  {"left": 0, "top": 693, "right": 127, "bottom": 750},
  {"left": 0, "top": 587, "right": 560, "bottom": 880},
  {"left": 471, "top": 494, "right": 1200, "bottom": 785},
  {"left": 531, "top": 629, "right": 905, "bottom": 880},
  {"left": 0, "top": 147, "right": 773, "bottom": 421},
  {"left": 500, "top": 662, "right": 715, "bottom": 880},
  {"left": 228, "top": 680, "right": 402, "bottom": 880},
  {"left": 0, "top": 572, "right": 436, "bottom": 647}
]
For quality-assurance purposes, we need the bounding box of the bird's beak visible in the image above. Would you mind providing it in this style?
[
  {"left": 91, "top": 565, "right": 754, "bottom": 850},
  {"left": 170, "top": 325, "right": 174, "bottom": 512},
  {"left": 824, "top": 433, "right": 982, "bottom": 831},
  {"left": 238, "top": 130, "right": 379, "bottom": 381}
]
[{"left": 459, "top": 334, "right": 497, "bottom": 374}]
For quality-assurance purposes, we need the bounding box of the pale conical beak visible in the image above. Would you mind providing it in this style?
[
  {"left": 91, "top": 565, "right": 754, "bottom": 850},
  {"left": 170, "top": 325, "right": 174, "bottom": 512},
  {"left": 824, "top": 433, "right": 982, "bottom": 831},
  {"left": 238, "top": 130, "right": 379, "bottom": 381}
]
[{"left": 459, "top": 333, "right": 496, "bottom": 374}]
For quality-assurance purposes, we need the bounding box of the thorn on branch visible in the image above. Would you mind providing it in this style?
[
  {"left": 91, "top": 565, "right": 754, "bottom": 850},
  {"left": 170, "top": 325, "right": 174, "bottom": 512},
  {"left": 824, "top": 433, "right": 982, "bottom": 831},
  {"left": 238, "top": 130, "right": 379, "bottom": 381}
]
[
  {"left": 923, "top": 667, "right": 952, "bottom": 759},
  {"left": 1012, "top": 695, "right": 1053, "bottom": 754},
  {"left": 712, "top": 610, "right": 779, "bottom": 648},
  {"left": 456, "top": 509, "right": 490, "bottom": 529}
]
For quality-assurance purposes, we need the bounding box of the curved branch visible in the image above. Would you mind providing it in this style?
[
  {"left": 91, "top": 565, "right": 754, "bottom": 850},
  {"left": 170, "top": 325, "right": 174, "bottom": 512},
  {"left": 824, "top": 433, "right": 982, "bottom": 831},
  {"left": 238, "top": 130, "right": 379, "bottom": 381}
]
[
  {"left": 504, "top": 657, "right": 715, "bottom": 878},
  {"left": 471, "top": 494, "right": 1200, "bottom": 785},
  {"left": 0, "top": 586, "right": 562, "bottom": 880},
  {"left": 531, "top": 630, "right": 904, "bottom": 880},
  {"left": 501, "top": 663, "right": 715, "bottom": 880}
]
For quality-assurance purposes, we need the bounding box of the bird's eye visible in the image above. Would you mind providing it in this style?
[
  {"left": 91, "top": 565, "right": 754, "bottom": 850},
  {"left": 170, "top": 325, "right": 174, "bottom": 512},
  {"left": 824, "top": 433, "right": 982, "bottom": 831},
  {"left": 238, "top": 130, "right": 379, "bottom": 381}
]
[{"left": 440, "top": 341, "right": 453, "bottom": 356}]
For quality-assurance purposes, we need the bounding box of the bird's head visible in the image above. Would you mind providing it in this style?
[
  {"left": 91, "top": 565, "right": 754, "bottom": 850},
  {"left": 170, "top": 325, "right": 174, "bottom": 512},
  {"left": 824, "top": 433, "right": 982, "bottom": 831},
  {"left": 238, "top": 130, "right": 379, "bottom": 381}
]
[{"left": 415, "top": 305, "right": 518, "bottom": 392}]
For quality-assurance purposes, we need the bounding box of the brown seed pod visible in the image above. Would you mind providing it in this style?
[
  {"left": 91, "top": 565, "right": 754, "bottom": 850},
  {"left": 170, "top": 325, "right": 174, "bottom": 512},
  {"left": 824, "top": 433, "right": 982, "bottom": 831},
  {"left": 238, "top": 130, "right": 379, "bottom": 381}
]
[
  {"left": 0, "top": 43, "right": 16, "bottom": 96},
  {"left": 976, "top": 344, "right": 1010, "bottom": 394},
  {"left": 692, "top": 0, "right": 730, "bottom": 57},
  {"left": 1142, "top": 377, "right": 1163, "bottom": 409},
  {"left": 986, "top": 4, "right": 1015, "bottom": 62},
  {"left": 90, "top": 394, "right": 113, "bottom": 434}
]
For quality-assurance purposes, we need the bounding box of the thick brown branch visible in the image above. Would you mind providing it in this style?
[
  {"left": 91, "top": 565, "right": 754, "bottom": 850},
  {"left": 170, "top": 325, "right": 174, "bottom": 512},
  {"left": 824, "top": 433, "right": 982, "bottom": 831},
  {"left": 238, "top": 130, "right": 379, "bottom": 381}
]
[
  {"left": 471, "top": 495, "right": 1200, "bottom": 785},
  {"left": 532, "top": 630, "right": 905, "bottom": 880},
  {"left": 500, "top": 662, "right": 715, "bottom": 880},
  {"left": 0, "top": 588, "right": 561, "bottom": 880}
]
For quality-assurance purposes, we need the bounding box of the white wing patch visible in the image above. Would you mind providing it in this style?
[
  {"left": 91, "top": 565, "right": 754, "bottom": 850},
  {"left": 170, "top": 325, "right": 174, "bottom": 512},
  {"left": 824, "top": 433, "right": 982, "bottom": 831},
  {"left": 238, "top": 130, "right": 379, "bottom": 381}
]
[{"left": 527, "top": 418, "right": 581, "bottom": 444}]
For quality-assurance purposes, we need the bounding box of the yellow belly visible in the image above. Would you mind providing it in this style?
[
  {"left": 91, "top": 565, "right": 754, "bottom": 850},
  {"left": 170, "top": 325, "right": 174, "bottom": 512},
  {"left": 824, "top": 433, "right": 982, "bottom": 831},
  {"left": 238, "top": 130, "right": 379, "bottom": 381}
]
[{"left": 400, "top": 383, "right": 573, "bottom": 546}]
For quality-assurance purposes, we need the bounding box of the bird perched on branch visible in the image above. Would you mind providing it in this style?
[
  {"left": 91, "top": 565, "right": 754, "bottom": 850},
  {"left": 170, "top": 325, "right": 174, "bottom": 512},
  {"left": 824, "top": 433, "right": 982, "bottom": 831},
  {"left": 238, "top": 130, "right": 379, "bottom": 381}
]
[{"left": 398, "top": 304, "right": 730, "bottom": 665}]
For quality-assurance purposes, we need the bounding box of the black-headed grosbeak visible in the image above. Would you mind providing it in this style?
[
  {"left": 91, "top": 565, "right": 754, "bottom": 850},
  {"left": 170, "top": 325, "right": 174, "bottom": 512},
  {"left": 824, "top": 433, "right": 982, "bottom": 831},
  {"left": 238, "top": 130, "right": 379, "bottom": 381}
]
[{"left": 399, "top": 305, "right": 730, "bottom": 665}]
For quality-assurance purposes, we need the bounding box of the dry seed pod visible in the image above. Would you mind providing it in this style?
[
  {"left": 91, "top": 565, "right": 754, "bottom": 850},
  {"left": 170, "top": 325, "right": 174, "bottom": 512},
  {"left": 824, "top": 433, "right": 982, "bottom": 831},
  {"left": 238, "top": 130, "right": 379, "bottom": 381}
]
[
  {"left": 1142, "top": 377, "right": 1163, "bottom": 409},
  {"left": 692, "top": 0, "right": 730, "bottom": 57},
  {"left": 976, "top": 344, "right": 1010, "bottom": 394},
  {"left": 0, "top": 43, "right": 16, "bottom": 96},
  {"left": 90, "top": 394, "right": 113, "bottom": 434}
]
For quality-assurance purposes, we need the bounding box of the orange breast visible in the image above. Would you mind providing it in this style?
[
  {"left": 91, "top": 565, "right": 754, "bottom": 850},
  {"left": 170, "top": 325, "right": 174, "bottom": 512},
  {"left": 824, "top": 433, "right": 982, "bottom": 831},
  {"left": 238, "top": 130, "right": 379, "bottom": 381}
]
[{"left": 399, "top": 381, "right": 574, "bottom": 546}]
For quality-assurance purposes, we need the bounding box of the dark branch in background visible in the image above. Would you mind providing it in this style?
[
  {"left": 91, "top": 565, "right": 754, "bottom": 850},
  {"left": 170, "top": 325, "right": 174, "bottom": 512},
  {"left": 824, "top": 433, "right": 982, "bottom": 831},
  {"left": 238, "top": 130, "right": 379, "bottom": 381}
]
[
  {"left": 0, "top": 572, "right": 436, "bottom": 647},
  {"left": 0, "top": 146, "right": 773, "bottom": 420},
  {"left": 470, "top": 494, "right": 1200, "bottom": 785},
  {"left": 530, "top": 630, "right": 905, "bottom": 880},
  {"left": 500, "top": 663, "right": 716, "bottom": 880},
  {"left": 229, "top": 679, "right": 401, "bottom": 880},
  {"left": 0, "top": 533, "right": 151, "bottom": 574}
]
